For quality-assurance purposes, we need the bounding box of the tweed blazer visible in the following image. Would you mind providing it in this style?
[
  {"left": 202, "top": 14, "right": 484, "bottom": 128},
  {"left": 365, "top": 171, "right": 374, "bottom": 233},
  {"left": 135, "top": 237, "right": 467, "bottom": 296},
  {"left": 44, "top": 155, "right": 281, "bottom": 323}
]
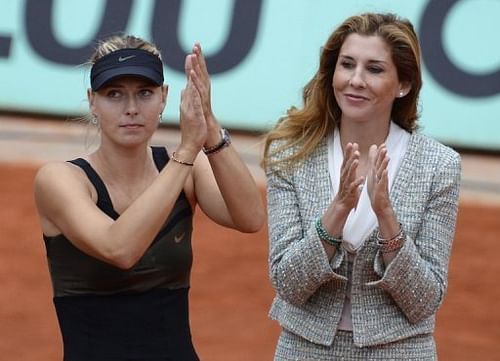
[{"left": 266, "top": 131, "right": 461, "bottom": 348}]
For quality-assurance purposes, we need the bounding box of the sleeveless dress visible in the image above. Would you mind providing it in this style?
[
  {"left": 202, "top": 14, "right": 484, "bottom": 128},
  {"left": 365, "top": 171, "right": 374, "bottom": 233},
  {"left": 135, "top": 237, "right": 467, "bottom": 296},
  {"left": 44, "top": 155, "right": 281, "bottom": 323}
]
[{"left": 43, "top": 147, "right": 199, "bottom": 361}]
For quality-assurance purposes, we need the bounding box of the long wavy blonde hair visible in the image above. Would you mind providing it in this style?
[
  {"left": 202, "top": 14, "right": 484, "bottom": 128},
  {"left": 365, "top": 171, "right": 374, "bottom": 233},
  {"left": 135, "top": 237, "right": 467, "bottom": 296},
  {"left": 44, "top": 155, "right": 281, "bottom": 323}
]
[{"left": 262, "top": 13, "right": 422, "bottom": 169}]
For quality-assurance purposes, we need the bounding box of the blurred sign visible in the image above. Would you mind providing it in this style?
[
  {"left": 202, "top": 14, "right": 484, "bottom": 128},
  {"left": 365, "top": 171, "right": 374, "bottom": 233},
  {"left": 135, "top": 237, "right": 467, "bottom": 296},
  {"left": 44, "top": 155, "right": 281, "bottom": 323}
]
[{"left": 0, "top": 0, "right": 499, "bottom": 150}]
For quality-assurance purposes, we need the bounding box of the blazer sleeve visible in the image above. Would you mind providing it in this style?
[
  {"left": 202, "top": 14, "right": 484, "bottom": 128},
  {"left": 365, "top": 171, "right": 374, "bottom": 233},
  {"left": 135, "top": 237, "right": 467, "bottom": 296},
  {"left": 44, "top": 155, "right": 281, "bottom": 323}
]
[
  {"left": 368, "top": 149, "right": 461, "bottom": 324},
  {"left": 266, "top": 144, "right": 346, "bottom": 306}
]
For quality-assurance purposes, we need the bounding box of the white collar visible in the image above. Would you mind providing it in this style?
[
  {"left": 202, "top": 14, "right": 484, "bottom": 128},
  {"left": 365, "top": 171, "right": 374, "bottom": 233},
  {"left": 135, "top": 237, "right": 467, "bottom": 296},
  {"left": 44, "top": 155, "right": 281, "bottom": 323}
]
[{"left": 327, "top": 121, "right": 410, "bottom": 252}]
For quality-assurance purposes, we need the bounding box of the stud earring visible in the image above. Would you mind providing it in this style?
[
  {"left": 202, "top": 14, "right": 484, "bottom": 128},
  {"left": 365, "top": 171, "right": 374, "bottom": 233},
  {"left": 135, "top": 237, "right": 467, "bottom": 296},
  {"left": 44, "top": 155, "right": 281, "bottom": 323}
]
[
  {"left": 90, "top": 115, "right": 98, "bottom": 125},
  {"left": 399, "top": 91, "right": 404, "bottom": 97}
]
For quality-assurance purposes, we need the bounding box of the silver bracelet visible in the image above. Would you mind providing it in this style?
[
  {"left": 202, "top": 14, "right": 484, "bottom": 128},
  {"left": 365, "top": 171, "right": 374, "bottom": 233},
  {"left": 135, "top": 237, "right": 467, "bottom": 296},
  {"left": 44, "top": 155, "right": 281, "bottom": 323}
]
[{"left": 376, "top": 224, "right": 406, "bottom": 253}]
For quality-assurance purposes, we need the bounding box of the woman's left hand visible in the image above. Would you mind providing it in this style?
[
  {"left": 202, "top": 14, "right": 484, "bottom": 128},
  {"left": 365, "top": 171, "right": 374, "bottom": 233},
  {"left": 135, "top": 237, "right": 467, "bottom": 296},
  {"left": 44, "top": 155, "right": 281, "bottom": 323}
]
[
  {"left": 179, "top": 74, "right": 207, "bottom": 156},
  {"left": 367, "top": 144, "right": 393, "bottom": 216},
  {"left": 185, "top": 44, "right": 215, "bottom": 126}
]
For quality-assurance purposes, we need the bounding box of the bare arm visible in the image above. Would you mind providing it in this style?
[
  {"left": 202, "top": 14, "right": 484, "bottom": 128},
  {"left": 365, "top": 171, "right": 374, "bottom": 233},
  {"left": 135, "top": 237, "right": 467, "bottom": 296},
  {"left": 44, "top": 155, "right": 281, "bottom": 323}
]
[
  {"left": 35, "top": 158, "right": 194, "bottom": 269},
  {"left": 35, "top": 77, "right": 207, "bottom": 269},
  {"left": 187, "top": 44, "right": 265, "bottom": 233}
]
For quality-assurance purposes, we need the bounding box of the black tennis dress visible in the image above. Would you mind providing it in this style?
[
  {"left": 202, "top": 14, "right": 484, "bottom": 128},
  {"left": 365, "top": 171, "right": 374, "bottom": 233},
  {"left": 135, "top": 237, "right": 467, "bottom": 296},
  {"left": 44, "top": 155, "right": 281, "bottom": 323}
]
[{"left": 43, "top": 147, "right": 199, "bottom": 361}]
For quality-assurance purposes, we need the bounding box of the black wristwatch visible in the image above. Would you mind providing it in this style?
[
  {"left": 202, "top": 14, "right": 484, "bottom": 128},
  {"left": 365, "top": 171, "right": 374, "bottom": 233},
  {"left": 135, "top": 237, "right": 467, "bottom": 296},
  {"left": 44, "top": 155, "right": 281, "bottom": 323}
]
[{"left": 202, "top": 128, "right": 231, "bottom": 155}]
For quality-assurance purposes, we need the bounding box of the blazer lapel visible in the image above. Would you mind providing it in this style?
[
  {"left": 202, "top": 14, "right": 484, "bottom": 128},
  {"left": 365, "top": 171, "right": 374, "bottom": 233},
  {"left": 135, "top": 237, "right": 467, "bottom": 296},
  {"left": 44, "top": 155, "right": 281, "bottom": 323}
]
[
  {"left": 299, "top": 138, "right": 332, "bottom": 223},
  {"left": 390, "top": 133, "right": 421, "bottom": 216},
  {"left": 315, "top": 138, "right": 333, "bottom": 213}
]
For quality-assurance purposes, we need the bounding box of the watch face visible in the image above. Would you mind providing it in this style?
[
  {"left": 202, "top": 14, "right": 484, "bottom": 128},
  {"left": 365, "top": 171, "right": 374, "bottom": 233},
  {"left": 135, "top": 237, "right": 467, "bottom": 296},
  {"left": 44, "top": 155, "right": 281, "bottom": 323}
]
[{"left": 223, "top": 128, "right": 231, "bottom": 143}]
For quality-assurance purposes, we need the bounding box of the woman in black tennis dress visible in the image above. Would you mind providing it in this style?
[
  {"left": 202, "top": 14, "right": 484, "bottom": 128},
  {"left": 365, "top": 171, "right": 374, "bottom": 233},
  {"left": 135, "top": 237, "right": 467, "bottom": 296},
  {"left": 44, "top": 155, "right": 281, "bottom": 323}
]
[{"left": 34, "top": 34, "right": 264, "bottom": 361}]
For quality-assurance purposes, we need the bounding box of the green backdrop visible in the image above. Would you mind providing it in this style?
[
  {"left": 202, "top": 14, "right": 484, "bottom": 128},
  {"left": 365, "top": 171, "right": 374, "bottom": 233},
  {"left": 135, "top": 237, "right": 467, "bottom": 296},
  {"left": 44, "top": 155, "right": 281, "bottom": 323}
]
[{"left": 0, "top": 0, "right": 499, "bottom": 150}]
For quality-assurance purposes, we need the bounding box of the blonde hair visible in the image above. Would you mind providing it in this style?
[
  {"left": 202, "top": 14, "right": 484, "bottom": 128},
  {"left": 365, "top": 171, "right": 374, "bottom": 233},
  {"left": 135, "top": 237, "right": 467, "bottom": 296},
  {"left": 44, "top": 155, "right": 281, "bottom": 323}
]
[
  {"left": 262, "top": 13, "right": 422, "bottom": 170},
  {"left": 89, "top": 34, "right": 162, "bottom": 63}
]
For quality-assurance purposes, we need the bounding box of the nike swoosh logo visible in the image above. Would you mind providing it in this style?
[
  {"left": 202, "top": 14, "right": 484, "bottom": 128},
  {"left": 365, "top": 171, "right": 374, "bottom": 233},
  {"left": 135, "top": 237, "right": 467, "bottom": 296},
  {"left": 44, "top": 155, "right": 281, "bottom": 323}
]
[
  {"left": 118, "top": 55, "right": 136, "bottom": 62},
  {"left": 174, "top": 232, "right": 185, "bottom": 243}
]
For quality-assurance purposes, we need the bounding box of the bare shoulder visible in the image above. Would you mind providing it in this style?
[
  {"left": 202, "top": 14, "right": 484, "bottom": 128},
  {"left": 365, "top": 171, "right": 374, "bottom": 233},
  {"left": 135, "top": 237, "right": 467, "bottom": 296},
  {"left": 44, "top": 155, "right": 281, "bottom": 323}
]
[
  {"left": 35, "top": 161, "right": 86, "bottom": 190},
  {"left": 34, "top": 161, "right": 92, "bottom": 208}
]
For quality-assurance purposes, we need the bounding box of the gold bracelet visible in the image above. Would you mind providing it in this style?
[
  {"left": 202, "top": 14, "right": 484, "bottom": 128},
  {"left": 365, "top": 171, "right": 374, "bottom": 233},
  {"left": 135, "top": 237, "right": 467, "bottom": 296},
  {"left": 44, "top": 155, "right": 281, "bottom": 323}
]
[{"left": 171, "top": 152, "right": 194, "bottom": 166}]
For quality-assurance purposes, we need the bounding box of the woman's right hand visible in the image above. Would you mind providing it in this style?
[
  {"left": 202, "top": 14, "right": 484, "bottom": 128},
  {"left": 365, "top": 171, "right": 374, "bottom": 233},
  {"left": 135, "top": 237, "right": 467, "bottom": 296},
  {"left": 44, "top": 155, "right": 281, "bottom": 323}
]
[
  {"left": 321, "top": 143, "right": 365, "bottom": 243},
  {"left": 333, "top": 142, "right": 365, "bottom": 212},
  {"left": 178, "top": 72, "right": 207, "bottom": 161}
]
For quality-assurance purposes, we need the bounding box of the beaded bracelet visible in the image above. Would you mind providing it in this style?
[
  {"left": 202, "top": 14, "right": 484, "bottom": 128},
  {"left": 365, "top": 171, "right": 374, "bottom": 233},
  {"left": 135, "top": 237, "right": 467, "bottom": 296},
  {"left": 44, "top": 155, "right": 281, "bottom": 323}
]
[
  {"left": 171, "top": 152, "right": 194, "bottom": 166},
  {"left": 315, "top": 218, "right": 342, "bottom": 248},
  {"left": 376, "top": 225, "right": 406, "bottom": 253}
]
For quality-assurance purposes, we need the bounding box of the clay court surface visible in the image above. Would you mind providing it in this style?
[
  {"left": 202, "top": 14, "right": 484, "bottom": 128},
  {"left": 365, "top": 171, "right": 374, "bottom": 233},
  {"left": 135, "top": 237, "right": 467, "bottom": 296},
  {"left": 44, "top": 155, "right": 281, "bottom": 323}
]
[{"left": 1, "top": 116, "right": 499, "bottom": 360}]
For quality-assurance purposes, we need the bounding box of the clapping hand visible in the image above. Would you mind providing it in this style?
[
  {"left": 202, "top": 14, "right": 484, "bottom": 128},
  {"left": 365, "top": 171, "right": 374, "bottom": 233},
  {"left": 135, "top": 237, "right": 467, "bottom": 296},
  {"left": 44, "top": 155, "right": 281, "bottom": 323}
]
[
  {"left": 367, "top": 144, "right": 392, "bottom": 215},
  {"left": 185, "top": 44, "right": 215, "bottom": 126},
  {"left": 185, "top": 43, "right": 223, "bottom": 148},
  {"left": 334, "top": 142, "right": 365, "bottom": 212},
  {"left": 179, "top": 57, "right": 207, "bottom": 155}
]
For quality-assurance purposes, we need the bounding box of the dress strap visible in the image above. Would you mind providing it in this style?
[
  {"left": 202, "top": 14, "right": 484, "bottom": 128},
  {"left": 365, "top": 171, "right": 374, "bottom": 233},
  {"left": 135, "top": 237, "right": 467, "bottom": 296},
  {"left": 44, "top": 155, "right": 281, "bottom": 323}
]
[
  {"left": 151, "top": 146, "right": 169, "bottom": 171},
  {"left": 67, "top": 158, "right": 120, "bottom": 219}
]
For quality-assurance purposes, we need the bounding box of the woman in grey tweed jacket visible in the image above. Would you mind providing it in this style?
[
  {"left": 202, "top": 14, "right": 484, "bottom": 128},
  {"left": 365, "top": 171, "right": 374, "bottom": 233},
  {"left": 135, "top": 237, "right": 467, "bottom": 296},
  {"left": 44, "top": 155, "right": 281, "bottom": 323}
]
[{"left": 262, "top": 13, "right": 461, "bottom": 361}]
